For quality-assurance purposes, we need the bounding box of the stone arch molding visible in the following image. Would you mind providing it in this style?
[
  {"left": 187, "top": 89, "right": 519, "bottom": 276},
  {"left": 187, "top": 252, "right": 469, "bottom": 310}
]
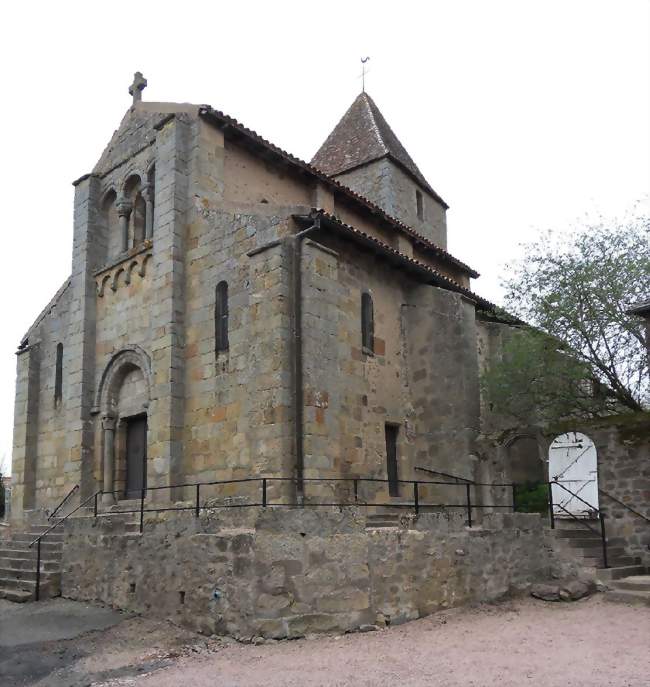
[
  {"left": 95, "top": 345, "right": 152, "bottom": 418},
  {"left": 95, "top": 345, "right": 152, "bottom": 505}
]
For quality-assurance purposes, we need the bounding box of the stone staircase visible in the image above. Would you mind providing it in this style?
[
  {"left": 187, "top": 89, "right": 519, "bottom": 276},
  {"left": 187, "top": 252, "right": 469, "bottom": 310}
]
[
  {"left": 553, "top": 517, "right": 648, "bottom": 603},
  {"left": 600, "top": 574, "right": 650, "bottom": 606},
  {"left": 0, "top": 524, "right": 63, "bottom": 602}
]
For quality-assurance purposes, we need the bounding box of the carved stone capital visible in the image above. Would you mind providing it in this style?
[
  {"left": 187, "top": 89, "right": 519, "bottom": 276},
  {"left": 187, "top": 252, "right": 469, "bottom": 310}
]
[
  {"left": 141, "top": 183, "right": 154, "bottom": 203},
  {"left": 116, "top": 199, "right": 133, "bottom": 219},
  {"left": 101, "top": 415, "right": 116, "bottom": 431}
]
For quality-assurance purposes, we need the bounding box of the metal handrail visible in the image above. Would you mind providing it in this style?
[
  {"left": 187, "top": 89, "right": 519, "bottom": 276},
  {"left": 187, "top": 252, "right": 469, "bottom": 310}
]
[
  {"left": 550, "top": 480, "right": 599, "bottom": 515},
  {"left": 415, "top": 466, "right": 474, "bottom": 483},
  {"left": 599, "top": 488, "right": 650, "bottom": 524},
  {"left": 28, "top": 489, "right": 101, "bottom": 601},
  {"left": 90, "top": 474, "right": 528, "bottom": 537},
  {"left": 48, "top": 484, "right": 79, "bottom": 521},
  {"left": 553, "top": 501, "right": 609, "bottom": 568}
]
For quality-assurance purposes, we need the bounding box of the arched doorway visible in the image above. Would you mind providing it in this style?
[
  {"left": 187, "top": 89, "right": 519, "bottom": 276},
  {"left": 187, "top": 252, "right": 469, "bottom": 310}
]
[
  {"left": 95, "top": 347, "right": 151, "bottom": 504},
  {"left": 549, "top": 431, "right": 598, "bottom": 516},
  {"left": 506, "top": 434, "right": 547, "bottom": 514}
]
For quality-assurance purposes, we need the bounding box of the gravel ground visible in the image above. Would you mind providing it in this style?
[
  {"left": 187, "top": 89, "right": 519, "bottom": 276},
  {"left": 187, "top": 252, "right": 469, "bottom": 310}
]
[
  {"left": 1, "top": 596, "right": 648, "bottom": 686},
  {"left": 128, "top": 596, "right": 650, "bottom": 687}
]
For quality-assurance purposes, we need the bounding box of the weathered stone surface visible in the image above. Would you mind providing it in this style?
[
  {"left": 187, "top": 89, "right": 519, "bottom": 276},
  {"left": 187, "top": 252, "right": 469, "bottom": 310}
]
[
  {"left": 61, "top": 508, "right": 555, "bottom": 638},
  {"left": 531, "top": 579, "right": 594, "bottom": 602},
  {"left": 531, "top": 584, "right": 561, "bottom": 601}
]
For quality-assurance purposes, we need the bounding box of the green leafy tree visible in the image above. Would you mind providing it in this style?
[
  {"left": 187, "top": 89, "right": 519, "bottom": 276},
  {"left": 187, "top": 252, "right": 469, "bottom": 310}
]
[
  {"left": 482, "top": 328, "right": 613, "bottom": 426},
  {"left": 485, "top": 212, "right": 649, "bottom": 424}
]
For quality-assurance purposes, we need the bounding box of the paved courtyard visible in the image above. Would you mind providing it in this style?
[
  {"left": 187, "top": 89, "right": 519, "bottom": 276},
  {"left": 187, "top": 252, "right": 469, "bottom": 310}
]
[{"left": 0, "top": 596, "right": 648, "bottom": 686}]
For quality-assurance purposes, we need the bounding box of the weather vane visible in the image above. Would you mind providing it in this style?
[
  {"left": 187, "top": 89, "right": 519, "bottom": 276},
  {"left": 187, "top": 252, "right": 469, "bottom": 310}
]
[{"left": 361, "top": 57, "right": 370, "bottom": 93}]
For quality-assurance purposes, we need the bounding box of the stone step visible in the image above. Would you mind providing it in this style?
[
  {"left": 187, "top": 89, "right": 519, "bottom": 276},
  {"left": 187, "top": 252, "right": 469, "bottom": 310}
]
[
  {"left": 554, "top": 518, "right": 599, "bottom": 531},
  {"left": 563, "top": 538, "right": 606, "bottom": 549},
  {"left": 0, "top": 556, "right": 59, "bottom": 572},
  {"left": 10, "top": 532, "right": 64, "bottom": 545},
  {"left": 0, "top": 587, "right": 34, "bottom": 603},
  {"left": 0, "top": 576, "right": 37, "bottom": 591},
  {"left": 611, "top": 575, "right": 650, "bottom": 592},
  {"left": 603, "top": 589, "right": 650, "bottom": 607},
  {"left": 2, "top": 539, "right": 62, "bottom": 553},
  {"left": 597, "top": 565, "right": 647, "bottom": 582},
  {"left": 583, "top": 555, "right": 638, "bottom": 568},
  {"left": 553, "top": 529, "right": 601, "bottom": 540},
  {"left": 0, "top": 548, "right": 62, "bottom": 562},
  {"left": 0, "top": 567, "right": 61, "bottom": 583}
]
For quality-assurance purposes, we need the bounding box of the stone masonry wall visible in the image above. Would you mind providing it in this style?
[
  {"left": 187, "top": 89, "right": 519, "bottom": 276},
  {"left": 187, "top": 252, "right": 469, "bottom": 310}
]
[
  {"left": 298, "top": 233, "right": 483, "bottom": 507},
  {"left": 61, "top": 508, "right": 551, "bottom": 639},
  {"left": 334, "top": 158, "right": 447, "bottom": 249},
  {"left": 592, "top": 419, "right": 650, "bottom": 566},
  {"left": 11, "top": 282, "right": 74, "bottom": 516}
]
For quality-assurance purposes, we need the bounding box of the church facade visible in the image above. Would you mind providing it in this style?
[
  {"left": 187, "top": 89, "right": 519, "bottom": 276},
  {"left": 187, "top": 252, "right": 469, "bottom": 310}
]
[{"left": 11, "top": 75, "right": 512, "bottom": 519}]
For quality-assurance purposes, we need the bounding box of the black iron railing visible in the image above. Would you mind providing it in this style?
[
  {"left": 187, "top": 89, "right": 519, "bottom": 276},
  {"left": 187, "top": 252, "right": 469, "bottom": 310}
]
[
  {"left": 26, "top": 474, "right": 615, "bottom": 601},
  {"left": 548, "top": 480, "right": 609, "bottom": 568},
  {"left": 92, "top": 476, "right": 519, "bottom": 535},
  {"left": 29, "top": 489, "right": 100, "bottom": 600},
  {"left": 414, "top": 466, "right": 474, "bottom": 484},
  {"left": 598, "top": 488, "right": 650, "bottom": 524},
  {"left": 47, "top": 484, "right": 79, "bottom": 521}
]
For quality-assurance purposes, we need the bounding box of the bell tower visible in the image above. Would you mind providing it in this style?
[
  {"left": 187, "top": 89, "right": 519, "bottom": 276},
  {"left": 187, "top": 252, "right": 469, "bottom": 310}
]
[{"left": 312, "top": 92, "right": 448, "bottom": 248}]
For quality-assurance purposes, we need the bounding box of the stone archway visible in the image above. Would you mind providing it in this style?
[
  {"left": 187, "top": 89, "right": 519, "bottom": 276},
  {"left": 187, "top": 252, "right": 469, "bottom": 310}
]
[{"left": 95, "top": 346, "right": 151, "bottom": 504}]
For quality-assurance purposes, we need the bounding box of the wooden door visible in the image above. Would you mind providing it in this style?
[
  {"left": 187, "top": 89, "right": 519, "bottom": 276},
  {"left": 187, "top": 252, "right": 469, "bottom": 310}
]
[
  {"left": 125, "top": 416, "right": 147, "bottom": 499},
  {"left": 385, "top": 424, "right": 400, "bottom": 497},
  {"left": 549, "top": 431, "right": 599, "bottom": 516}
]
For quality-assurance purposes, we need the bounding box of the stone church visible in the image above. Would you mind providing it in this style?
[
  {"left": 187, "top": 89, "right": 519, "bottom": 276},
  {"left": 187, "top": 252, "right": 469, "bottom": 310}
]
[{"left": 11, "top": 73, "right": 513, "bottom": 519}]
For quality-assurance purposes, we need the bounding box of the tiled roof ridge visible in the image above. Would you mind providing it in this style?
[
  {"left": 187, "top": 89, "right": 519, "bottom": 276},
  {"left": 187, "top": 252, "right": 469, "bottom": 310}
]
[
  {"left": 363, "top": 93, "right": 388, "bottom": 154},
  {"left": 198, "top": 105, "right": 478, "bottom": 279},
  {"left": 300, "top": 209, "right": 495, "bottom": 312}
]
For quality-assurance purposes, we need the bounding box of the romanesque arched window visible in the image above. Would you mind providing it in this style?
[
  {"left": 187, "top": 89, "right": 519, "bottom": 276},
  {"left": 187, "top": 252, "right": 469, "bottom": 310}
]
[
  {"left": 54, "top": 343, "right": 63, "bottom": 404},
  {"left": 415, "top": 189, "right": 424, "bottom": 221},
  {"left": 361, "top": 292, "right": 374, "bottom": 354},
  {"left": 215, "top": 281, "right": 229, "bottom": 354}
]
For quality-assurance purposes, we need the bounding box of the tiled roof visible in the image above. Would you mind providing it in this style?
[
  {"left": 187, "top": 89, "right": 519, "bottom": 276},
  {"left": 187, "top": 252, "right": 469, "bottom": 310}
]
[
  {"left": 311, "top": 93, "right": 446, "bottom": 207},
  {"left": 198, "top": 106, "right": 478, "bottom": 278},
  {"left": 295, "top": 210, "right": 495, "bottom": 312}
]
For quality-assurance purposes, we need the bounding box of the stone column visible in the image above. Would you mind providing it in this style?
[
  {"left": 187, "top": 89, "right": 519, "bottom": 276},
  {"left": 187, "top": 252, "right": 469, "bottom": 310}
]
[
  {"left": 117, "top": 198, "right": 132, "bottom": 253},
  {"left": 142, "top": 184, "right": 154, "bottom": 240},
  {"left": 102, "top": 415, "right": 116, "bottom": 505}
]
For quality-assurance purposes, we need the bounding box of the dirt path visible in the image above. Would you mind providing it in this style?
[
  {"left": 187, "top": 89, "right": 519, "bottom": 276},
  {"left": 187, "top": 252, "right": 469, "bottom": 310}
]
[{"left": 130, "top": 597, "right": 650, "bottom": 687}]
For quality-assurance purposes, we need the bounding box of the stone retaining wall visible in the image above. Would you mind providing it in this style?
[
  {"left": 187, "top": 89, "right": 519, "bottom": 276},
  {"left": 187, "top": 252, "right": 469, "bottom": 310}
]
[
  {"left": 594, "top": 419, "right": 650, "bottom": 565},
  {"left": 61, "top": 507, "right": 554, "bottom": 639}
]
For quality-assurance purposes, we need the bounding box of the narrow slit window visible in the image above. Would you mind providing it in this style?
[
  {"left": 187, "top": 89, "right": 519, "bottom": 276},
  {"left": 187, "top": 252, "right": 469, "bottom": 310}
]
[
  {"left": 215, "top": 281, "right": 229, "bottom": 354},
  {"left": 385, "top": 424, "right": 399, "bottom": 497},
  {"left": 361, "top": 292, "right": 374, "bottom": 354},
  {"left": 416, "top": 189, "right": 424, "bottom": 221},
  {"left": 54, "top": 343, "right": 63, "bottom": 404}
]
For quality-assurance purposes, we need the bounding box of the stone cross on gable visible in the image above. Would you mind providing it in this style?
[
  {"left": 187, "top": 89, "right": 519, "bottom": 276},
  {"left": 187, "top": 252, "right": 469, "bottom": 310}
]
[{"left": 129, "top": 72, "right": 147, "bottom": 104}]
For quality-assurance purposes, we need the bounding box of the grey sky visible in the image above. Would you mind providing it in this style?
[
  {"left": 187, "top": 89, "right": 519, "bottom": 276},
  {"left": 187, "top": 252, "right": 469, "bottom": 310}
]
[{"left": 0, "top": 0, "right": 648, "bottom": 474}]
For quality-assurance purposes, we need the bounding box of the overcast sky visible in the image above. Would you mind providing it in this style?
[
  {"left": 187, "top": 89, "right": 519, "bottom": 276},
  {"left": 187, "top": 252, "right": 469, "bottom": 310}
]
[{"left": 0, "top": 0, "right": 648, "bottom": 474}]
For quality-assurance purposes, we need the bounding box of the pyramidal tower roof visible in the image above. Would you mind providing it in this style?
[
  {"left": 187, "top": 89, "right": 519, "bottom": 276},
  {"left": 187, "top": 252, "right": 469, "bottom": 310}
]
[{"left": 311, "top": 92, "right": 441, "bottom": 202}]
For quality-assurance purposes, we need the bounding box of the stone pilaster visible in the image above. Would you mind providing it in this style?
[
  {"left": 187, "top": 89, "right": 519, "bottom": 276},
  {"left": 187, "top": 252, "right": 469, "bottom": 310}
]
[
  {"left": 148, "top": 115, "right": 190, "bottom": 494},
  {"left": 66, "top": 174, "right": 103, "bottom": 500},
  {"left": 10, "top": 343, "right": 40, "bottom": 519}
]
